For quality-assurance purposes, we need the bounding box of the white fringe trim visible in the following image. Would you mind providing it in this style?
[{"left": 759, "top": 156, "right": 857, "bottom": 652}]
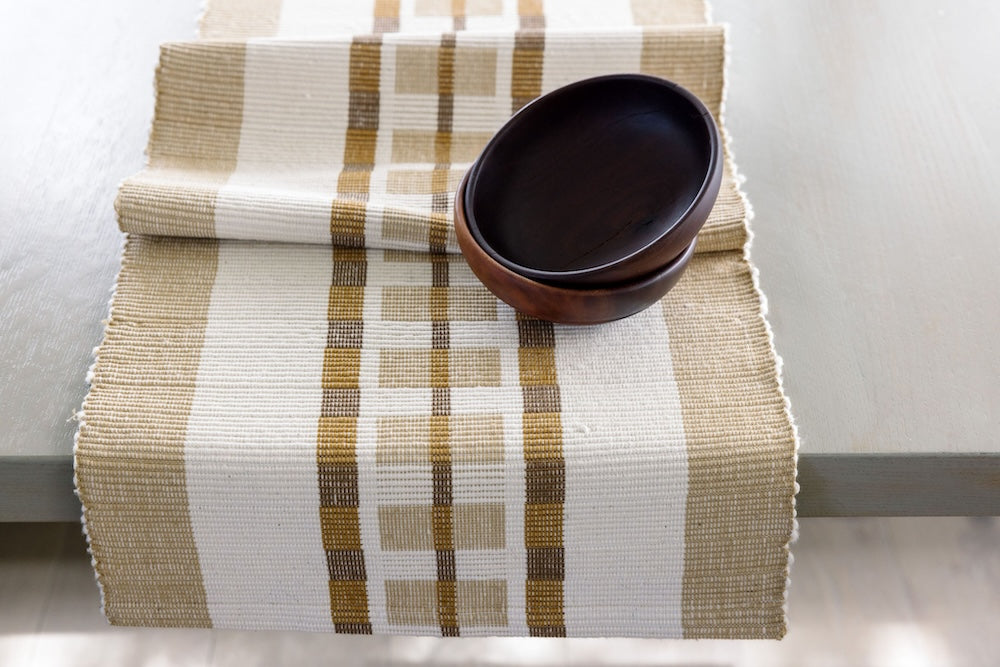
[
  {"left": 72, "top": 234, "right": 131, "bottom": 622},
  {"left": 195, "top": 0, "right": 211, "bottom": 39},
  {"left": 716, "top": 16, "right": 802, "bottom": 638}
]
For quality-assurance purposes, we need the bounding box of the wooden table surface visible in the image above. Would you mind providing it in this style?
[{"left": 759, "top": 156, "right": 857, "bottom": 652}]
[{"left": 2, "top": 0, "right": 998, "bottom": 519}]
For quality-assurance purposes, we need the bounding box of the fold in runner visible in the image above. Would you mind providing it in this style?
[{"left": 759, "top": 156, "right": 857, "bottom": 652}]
[{"left": 76, "top": 0, "right": 798, "bottom": 639}]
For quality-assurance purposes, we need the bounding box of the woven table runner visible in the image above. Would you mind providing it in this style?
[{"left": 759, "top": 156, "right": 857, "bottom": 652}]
[{"left": 75, "top": 0, "right": 798, "bottom": 639}]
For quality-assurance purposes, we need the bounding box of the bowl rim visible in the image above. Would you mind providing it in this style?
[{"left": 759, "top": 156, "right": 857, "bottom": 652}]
[
  {"left": 455, "top": 170, "right": 698, "bottom": 324},
  {"left": 463, "top": 72, "right": 720, "bottom": 284}
]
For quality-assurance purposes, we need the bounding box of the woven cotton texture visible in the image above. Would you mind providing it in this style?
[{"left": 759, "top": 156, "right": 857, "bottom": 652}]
[{"left": 75, "top": 0, "right": 797, "bottom": 639}]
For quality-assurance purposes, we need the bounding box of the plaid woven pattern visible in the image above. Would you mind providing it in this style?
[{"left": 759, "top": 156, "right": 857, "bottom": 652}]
[{"left": 75, "top": 0, "right": 798, "bottom": 639}]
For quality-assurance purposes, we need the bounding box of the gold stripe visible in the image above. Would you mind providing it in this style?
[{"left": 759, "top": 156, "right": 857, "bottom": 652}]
[
  {"left": 666, "top": 252, "right": 797, "bottom": 639},
  {"left": 76, "top": 237, "right": 218, "bottom": 627},
  {"left": 334, "top": 32, "right": 381, "bottom": 249},
  {"left": 317, "top": 34, "right": 385, "bottom": 634},
  {"left": 318, "top": 247, "right": 372, "bottom": 634},
  {"left": 517, "top": 316, "right": 566, "bottom": 637},
  {"left": 334, "top": 37, "right": 383, "bottom": 248}
]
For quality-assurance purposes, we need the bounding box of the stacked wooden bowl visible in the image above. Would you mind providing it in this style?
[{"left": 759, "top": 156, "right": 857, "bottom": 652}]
[{"left": 455, "top": 74, "right": 722, "bottom": 325}]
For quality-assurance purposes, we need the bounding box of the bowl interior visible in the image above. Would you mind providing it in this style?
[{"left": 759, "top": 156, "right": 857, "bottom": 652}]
[{"left": 466, "top": 74, "right": 715, "bottom": 279}]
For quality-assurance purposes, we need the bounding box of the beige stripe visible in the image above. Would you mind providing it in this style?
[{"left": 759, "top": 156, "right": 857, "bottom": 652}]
[
  {"left": 76, "top": 237, "right": 218, "bottom": 627},
  {"left": 517, "top": 0, "right": 544, "bottom": 30},
  {"left": 665, "top": 252, "right": 797, "bottom": 639},
  {"left": 117, "top": 43, "right": 246, "bottom": 238},
  {"left": 199, "top": 0, "right": 283, "bottom": 39},
  {"left": 630, "top": 0, "right": 707, "bottom": 26},
  {"left": 147, "top": 44, "right": 246, "bottom": 171},
  {"left": 374, "top": 0, "right": 401, "bottom": 34},
  {"left": 451, "top": 0, "right": 466, "bottom": 31}
]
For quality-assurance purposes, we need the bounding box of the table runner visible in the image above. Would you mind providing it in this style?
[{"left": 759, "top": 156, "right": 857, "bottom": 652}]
[{"left": 75, "top": 0, "right": 798, "bottom": 639}]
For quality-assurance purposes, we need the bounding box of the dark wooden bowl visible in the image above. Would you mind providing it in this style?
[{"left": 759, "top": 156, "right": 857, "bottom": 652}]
[
  {"left": 455, "top": 172, "right": 695, "bottom": 324},
  {"left": 464, "top": 73, "right": 721, "bottom": 286}
]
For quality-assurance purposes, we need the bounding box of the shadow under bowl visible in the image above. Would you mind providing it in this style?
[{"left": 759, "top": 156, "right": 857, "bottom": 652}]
[
  {"left": 455, "top": 172, "right": 696, "bottom": 325},
  {"left": 464, "top": 73, "right": 721, "bottom": 287}
]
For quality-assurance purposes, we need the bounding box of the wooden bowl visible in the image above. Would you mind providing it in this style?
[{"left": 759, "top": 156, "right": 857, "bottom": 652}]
[
  {"left": 455, "top": 172, "right": 696, "bottom": 325},
  {"left": 464, "top": 73, "right": 721, "bottom": 286}
]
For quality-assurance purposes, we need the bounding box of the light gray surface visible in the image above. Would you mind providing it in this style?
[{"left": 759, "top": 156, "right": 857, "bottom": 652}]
[
  {"left": 2, "top": 1, "right": 999, "bottom": 519},
  {"left": 0, "top": 2, "right": 199, "bottom": 457},
  {"left": 714, "top": 0, "right": 1000, "bottom": 454},
  {"left": 4, "top": 518, "right": 999, "bottom": 663}
]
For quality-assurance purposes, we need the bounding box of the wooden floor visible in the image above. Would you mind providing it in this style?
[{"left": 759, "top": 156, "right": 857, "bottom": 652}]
[{"left": 1, "top": 518, "right": 997, "bottom": 665}]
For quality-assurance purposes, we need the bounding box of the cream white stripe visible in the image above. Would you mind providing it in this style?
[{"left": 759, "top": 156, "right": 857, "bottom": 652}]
[
  {"left": 185, "top": 242, "right": 333, "bottom": 631},
  {"left": 279, "top": 0, "right": 375, "bottom": 36},
  {"left": 540, "top": 27, "right": 645, "bottom": 91},
  {"left": 214, "top": 40, "right": 352, "bottom": 244},
  {"left": 498, "top": 306, "right": 527, "bottom": 636},
  {"left": 542, "top": 0, "right": 634, "bottom": 29},
  {"left": 555, "top": 306, "right": 688, "bottom": 637}
]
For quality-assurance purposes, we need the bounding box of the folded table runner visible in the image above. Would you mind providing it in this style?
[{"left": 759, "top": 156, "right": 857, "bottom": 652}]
[{"left": 75, "top": 0, "right": 798, "bottom": 639}]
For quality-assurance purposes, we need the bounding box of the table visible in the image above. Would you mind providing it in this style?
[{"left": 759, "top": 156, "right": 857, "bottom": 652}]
[{"left": 2, "top": 0, "right": 998, "bottom": 520}]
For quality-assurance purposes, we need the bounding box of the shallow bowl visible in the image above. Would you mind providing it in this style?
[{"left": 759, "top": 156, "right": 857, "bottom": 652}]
[
  {"left": 455, "top": 172, "right": 695, "bottom": 325},
  {"left": 464, "top": 73, "right": 720, "bottom": 287}
]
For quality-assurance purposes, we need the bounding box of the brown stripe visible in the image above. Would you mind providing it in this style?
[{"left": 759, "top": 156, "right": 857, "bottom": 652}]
[
  {"left": 198, "top": 0, "right": 283, "bottom": 39},
  {"left": 319, "top": 246, "right": 373, "bottom": 634},
  {"left": 76, "top": 237, "right": 218, "bottom": 627},
  {"left": 666, "top": 252, "right": 797, "bottom": 639}
]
